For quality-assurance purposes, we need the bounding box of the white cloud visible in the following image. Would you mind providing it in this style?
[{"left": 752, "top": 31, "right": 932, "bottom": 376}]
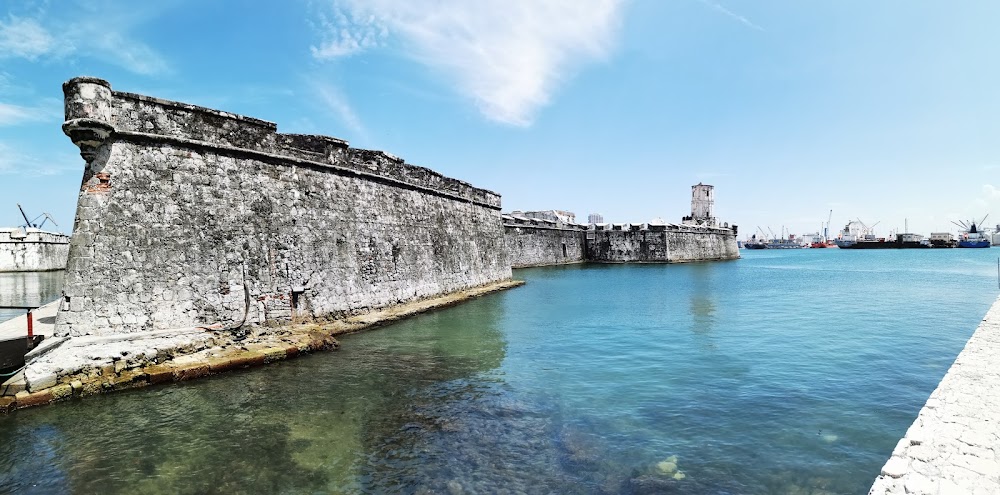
[
  {"left": 0, "top": 141, "right": 76, "bottom": 176},
  {"left": 0, "top": 16, "right": 57, "bottom": 60},
  {"left": 311, "top": 8, "right": 388, "bottom": 58},
  {"left": 983, "top": 184, "right": 1000, "bottom": 201},
  {"left": 0, "top": 102, "right": 34, "bottom": 124},
  {"left": 312, "top": 0, "right": 625, "bottom": 126},
  {"left": 0, "top": 6, "right": 168, "bottom": 76},
  {"left": 309, "top": 79, "right": 367, "bottom": 140},
  {"left": 0, "top": 98, "right": 62, "bottom": 125}
]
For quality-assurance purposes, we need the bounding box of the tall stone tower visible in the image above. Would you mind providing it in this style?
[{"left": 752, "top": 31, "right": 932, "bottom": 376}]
[{"left": 688, "top": 183, "right": 716, "bottom": 227}]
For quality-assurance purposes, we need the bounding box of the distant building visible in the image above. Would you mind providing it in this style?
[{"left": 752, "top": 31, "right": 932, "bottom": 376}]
[{"left": 588, "top": 213, "right": 604, "bottom": 224}]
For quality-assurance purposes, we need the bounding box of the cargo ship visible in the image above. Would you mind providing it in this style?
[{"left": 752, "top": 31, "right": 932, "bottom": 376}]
[
  {"left": 835, "top": 219, "right": 929, "bottom": 249},
  {"left": 954, "top": 217, "right": 991, "bottom": 249},
  {"left": 957, "top": 223, "right": 990, "bottom": 248}
]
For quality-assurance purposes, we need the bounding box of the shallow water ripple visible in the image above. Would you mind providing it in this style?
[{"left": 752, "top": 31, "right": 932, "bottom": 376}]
[{"left": 1, "top": 249, "right": 999, "bottom": 494}]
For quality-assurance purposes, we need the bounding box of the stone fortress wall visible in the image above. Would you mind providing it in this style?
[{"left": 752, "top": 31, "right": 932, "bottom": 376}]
[
  {"left": 505, "top": 183, "right": 740, "bottom": 266},
  {"left": 585, "top": 224, "right": 739, "bottom": 263},
  {"left": 56, "top": 77, "right": 512, "bottom": 337},
  {"left": 0, "top": 228, "right": 71, "bottom": 272},
  {"left": 502, "top": 213, "right": 587, "bottom": 268}
]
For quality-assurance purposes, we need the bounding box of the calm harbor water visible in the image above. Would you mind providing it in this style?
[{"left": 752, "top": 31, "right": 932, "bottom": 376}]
[
  {"left": 0, "top": 271, "right": 65, "bottom": 323},
  {"left": 2, "top": 250, "right": 999, "bottom": 494}
]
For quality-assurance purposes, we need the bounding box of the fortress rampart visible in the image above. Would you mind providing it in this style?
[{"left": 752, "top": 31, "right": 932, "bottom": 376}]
[
  {"left": 56, "top": 77, "right": 511, "bottom": 337},
  {"left": 0, "top": 229, "right": 70, "bottom": 272},
  {"left": 0, "top": 77, "right": 743, "bottom": 403},
  {"left": 586, "top": 224, "right": 739, "bottom": 263},
  {"left": 502, "top": 215, "right": 587, "bottom": 268}
]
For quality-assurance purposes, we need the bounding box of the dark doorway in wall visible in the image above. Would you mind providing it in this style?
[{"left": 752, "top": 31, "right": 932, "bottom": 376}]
[{"left": 562, "top": 243, "right": 567, "bottom": 258}]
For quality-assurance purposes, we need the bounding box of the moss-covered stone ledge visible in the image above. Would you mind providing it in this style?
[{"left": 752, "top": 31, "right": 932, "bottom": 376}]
[{"left": 1, "top": 278, "right": 524, "bottom": 413}]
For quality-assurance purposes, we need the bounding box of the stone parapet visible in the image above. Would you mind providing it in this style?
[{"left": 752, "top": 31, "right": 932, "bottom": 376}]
[
  {"left": 55, "top": 77, "right": 511, "bottom": 337},
  {"left": 60, "top": 77, "right": 499, "bottom": 207}
]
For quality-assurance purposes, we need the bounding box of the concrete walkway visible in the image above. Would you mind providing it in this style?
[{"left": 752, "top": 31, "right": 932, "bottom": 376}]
[
  {"left": 869, "top": 295, "right": 1000, "bottom": 494},
  {"left": 0, "top": 300, "right": 58, "bottom": 340}
]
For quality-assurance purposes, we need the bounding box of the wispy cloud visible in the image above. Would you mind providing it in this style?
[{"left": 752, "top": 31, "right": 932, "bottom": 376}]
[
  {"left": 0, "top": 98, "right": 63, "bottom": 126},
  {"left": 311, "top": 0, "right": 625, "bottom": 126},
  {"left": 0, "top": 141, "right": 78, "bottom": 177},
  {"left": 696, "top": 0, "right": 764, "bottom": 31},
  {"left": 983, "top": 184, "right": 1000, "bottom": 200},
  {"left": 0, "top": 15, "right": 58, "bottom": 60},
  {"left": 308, "top": 79, "right": 367, "bottom": 141},
  {"left": 311, "top": 7, "right": 388, "bottom": 59},
  {"left": 0, "top": 5, "right": 170, "bottom": 75}
]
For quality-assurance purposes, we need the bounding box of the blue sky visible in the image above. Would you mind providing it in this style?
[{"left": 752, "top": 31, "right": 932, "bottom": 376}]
[{"left": 1, "top": 0, "right": 998, "bottom": 239}]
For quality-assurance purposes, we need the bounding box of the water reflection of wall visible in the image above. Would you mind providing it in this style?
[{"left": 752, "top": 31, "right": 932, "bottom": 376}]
[
  {"left": 0, "top": 271, "right": 65, "bottom": 322},
  {"left": 0, "top": 293, "right": 508, "bottom": 494},
  {"left": 689, "top": 264, "right": 717, "bottom": 335}
]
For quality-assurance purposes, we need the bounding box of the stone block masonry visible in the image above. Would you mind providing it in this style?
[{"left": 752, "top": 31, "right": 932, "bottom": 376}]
[
  {"left": 502, "top": 215, "right": 587, "bottom": 268},
  {"left": 56, "top": 77, "right": 512, "bottom": 338},
  {"left": 586, "top": 224, "right": 739, "bottom": 263},
  {"left": 0, "top": 228, "right": 70, "bottom": 272},
  {"left": 869, "top": 295, "right": 1000, "bottom": 494}
]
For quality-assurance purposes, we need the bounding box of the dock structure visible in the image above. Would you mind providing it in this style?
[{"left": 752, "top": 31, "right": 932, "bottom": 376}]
[{"left": 869, "top": 295, "right": 1000, "bottom": 494}]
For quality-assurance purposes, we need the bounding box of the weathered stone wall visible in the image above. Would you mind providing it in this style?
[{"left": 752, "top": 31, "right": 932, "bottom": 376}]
[
  {"left": 56, "top": 77, "right": 511, "bottom": 337},
  {"left": 502, "top": 217, "right": 587, "bottom": 268},
  {"left": 586, "top": 225, "right": 739, "bottom": 263},
  {"left": 0, "top": 229, "right": 70, "bottom": 272}
]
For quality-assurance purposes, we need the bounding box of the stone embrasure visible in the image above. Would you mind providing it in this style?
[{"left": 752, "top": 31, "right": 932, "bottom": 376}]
[{"left": 869, "top": 295, "right": 1000, "bottom": 494}]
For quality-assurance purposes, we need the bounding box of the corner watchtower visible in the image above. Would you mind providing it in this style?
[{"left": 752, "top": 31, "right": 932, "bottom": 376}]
[{"left": 688, "top": 183, "right": 717, "bottom": 227}]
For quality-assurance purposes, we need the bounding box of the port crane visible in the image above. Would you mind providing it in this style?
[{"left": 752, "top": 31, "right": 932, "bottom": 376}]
[
  {"left": 824, "top": 209, "right": 833, "bottom": 242},
  {"left": 952, "top": 214, "right": 989, "bottom": 233},
  {"left": 16, "top": 204, "right": 59, "bottom": 229},
  {"left": 856, "top": 218, "right": 880, "bottom": 237}
]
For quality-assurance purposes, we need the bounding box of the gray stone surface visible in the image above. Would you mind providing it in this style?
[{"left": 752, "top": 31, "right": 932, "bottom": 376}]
[
  {"left": 503, "top": 217, "right": 587, "bottom": 268},
  {"left": 0, "top": 228, "right": 69, "bottom": 272},
  {"left": 56, "top": 77, "right": 511, "bottom": 337},
  {"left": 586, "top": 224, "right": 739, "bottom": 263},
  {"left": 869, "top": 295, "right": 1000, "bottom": 494}
]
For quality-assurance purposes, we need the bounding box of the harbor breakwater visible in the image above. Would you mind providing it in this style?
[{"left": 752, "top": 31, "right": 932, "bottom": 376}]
[
  {"left": 869, "top": 294, "right": 1000, "bottom": 494},
  {"left": 2, "top": 77, "right": 736, "bottom": 409}
]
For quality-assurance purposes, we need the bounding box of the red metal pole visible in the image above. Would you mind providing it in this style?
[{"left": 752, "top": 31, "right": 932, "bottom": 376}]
[{"left": 26, "top": 309, "right": 33, "bottom": 339}]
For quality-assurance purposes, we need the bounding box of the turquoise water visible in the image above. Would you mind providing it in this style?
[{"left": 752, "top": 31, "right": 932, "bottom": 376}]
[{"left": 1, "top": 250, "right": 999, "bottom": 494}]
